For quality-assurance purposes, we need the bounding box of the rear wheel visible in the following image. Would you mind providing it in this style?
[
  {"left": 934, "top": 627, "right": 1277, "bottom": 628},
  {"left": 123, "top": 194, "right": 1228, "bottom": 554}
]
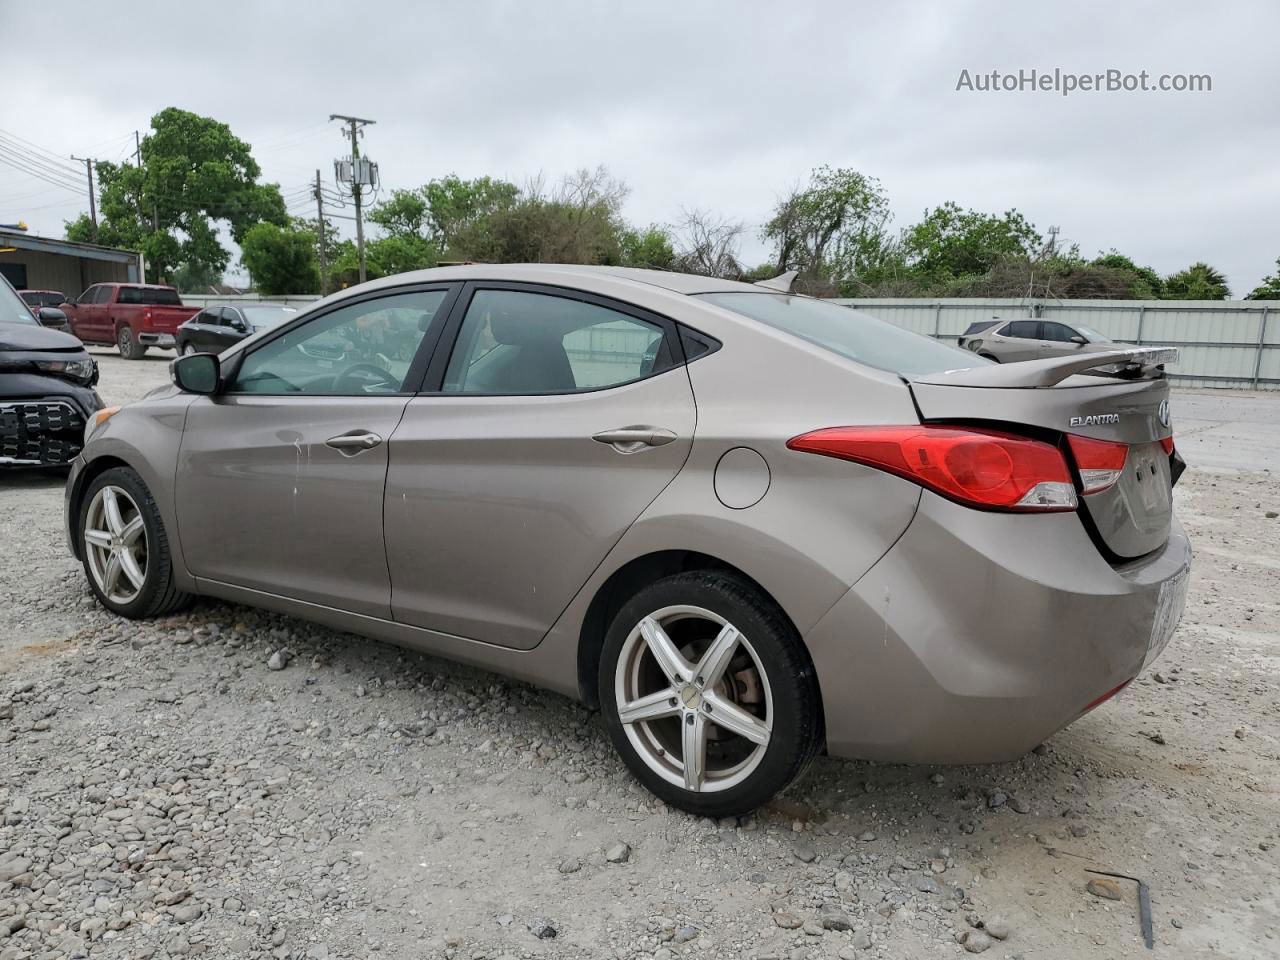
[
  {"left": 117, "top": 324, "right": 147, "bottom": 360},
  {"left": 599, "top": 571, "right": 822, "bottom": 817},
  {"left": 80, "top": 466, "right": 191, "bottom": 618}
]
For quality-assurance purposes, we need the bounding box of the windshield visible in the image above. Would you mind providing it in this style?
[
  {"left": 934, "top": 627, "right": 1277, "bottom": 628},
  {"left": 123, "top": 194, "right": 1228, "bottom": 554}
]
[
  {"left": 1, "top": 278, "right": 38, "bottom": 325},
  {"left": 242, "top": 305, "right": 298, "bottom": 328},
  {"left": 1076, "top": 324, "right": 1110, "bottom": 343},
  {"left": 698, "top": 292, "right": 982, "bottom": 377},
  {"left": 118, "top": 286, "right": 182, "bottom": 306}
]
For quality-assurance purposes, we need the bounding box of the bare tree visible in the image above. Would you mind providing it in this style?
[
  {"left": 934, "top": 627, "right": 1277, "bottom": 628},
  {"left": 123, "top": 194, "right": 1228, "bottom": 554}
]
[{"left": 673, "top": 209, "right": 745, "bottom": 279}]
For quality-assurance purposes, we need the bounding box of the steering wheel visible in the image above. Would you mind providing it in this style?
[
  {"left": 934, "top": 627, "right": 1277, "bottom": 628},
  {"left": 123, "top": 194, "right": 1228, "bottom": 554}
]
[{"left": 332, "top": 362, "right": 399, "bottom": 393}]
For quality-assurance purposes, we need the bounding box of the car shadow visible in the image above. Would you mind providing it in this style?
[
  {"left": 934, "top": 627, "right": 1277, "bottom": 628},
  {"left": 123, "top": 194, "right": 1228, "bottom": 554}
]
[{"left": 1, "top": 467, "right": 70, "bottom": 490}]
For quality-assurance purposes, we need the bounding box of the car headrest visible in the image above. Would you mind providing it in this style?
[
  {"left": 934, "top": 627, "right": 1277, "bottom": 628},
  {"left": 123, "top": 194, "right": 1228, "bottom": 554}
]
[{"left": 491, "top": 314, "right": 552, "bottom": 347}]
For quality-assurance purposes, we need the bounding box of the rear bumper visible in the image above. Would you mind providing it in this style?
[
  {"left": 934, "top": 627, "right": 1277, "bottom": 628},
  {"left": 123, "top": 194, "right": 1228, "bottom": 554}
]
[
  {"left": 138, "top": 332, "right": 176, "bottom": 347},
  {"left": 806, "top": 492, "right": 1191, "bottom": 764}
]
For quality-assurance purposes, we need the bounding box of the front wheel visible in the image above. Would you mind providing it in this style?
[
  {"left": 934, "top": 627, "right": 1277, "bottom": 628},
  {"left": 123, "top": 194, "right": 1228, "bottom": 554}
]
[
  {"left": 599, "top": 571, "right": 822, "bottom": 817},
  {"left": 117, "top": 324, "right": 147, "bottom": 360},
  {"left": 80, "top": 466, "right": 192, "bottom": 618},
  {"left": 178, "top": 341, "right": 197, "bottom": 356}
]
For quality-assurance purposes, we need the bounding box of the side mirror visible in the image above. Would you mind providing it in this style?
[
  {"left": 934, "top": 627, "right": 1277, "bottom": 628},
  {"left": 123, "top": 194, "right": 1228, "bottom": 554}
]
[
  {"left": 36, "top": 307, "right": 67, "bottom": 326},
  {"left": 170, "top": 352, "right": 220, "bottom": 394},
  {"left": 1070, "top": 335, "right": 1088, "bottom": 345}
]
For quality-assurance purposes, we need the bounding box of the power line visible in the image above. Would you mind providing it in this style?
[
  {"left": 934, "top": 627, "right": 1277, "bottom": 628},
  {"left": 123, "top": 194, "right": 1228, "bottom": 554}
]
[
  {"left": 0, "top": 150, "right": 84, "bottom": 194},
  {"left": 0, "top": 129, "right": 84, "bottom": 178},
  {"left": 0, "top": 141, "right": 84, "bottom": 188}
]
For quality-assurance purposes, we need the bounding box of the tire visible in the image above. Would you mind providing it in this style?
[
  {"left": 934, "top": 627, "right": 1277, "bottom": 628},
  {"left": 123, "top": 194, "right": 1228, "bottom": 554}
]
[
  {"left": 117, "top": 324, "right": 147, "bottom": 360},
  {"left": 179, "top": 341, "right": 196, "bottom": 357},
  {"left": 79, "top": 466, "right": 192, "bottom": 619},
  {"left": 599, "top": 571, "right": 822, "bottom": 817}
]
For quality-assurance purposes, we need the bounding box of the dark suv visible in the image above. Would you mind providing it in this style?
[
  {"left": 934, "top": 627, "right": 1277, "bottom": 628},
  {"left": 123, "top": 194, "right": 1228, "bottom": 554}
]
[{"left": 1, "top": 276, "right": 102, "bottom": 467}]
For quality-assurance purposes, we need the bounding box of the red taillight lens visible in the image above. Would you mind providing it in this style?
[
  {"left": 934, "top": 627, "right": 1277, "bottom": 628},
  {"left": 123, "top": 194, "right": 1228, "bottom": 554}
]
[
  {"left": 787, "top": 425, "right": 1078, "bottom": 512},
  {"left": 1067, "top": 434, "right": 1129, "bottom": 494},
  {"left": 1159, "top": 435, "right": 1175, "bottom": 455}
]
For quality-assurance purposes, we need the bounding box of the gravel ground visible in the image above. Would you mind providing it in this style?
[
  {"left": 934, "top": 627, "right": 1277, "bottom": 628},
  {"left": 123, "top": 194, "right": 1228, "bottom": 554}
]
[{"left": 1, "top": 350, "right": 1277, "bottom": 960}]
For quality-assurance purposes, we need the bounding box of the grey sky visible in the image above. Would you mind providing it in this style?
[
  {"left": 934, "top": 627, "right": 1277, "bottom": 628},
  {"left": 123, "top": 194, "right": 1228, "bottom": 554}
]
[{"left": 2, "top": 1, "right": 1277, "bottom": 293}]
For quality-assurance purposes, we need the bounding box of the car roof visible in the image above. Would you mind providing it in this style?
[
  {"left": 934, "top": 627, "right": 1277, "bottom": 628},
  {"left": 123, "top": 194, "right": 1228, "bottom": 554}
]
[{"left": 358, "top": 263, "right": 767, "bottom": 297}]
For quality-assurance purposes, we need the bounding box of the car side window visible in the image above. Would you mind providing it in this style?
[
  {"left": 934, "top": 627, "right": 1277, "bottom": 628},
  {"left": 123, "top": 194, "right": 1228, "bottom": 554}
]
[
  {"left": 228, "top": 289, "right": 450, "bottom": 396},
  {"left": 80, "top": 285, "right": 101, "bottom": 305},
  {"left": 1041, "top": 322, "right": 1077, "bottom": 342},
  {"left": 1003, "top": 321, "right": 1041, "bottom": 339},
  {"left": 442, "top": 289, "right": 672, "bottom": 395}
]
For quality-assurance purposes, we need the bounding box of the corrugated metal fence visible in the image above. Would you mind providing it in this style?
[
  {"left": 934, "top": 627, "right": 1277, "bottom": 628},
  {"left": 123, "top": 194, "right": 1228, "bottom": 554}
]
[
  {"left": 185, "top": 293, "right": 1280, "bottom": 390},
  {"left": 832, "top": 298, "right": 1279, "bottom": 390}
]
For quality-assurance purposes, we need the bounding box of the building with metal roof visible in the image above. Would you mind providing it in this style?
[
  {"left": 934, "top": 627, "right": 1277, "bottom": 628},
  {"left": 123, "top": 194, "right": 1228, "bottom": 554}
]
[{"left": 0, "top": 228, "right": 142, "bottom": 302}]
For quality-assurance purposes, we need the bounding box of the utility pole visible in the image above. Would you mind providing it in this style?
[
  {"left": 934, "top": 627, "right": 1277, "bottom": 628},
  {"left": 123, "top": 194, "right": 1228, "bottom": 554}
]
[
  {"left": 329, "top": 114, "right": 375, "bottom": 283},
  {"left": 71, "top": 155, "right": 98, "bottom": 240},
  {"left": 314, "top": 169, "right": 328, "bottom": 296}
]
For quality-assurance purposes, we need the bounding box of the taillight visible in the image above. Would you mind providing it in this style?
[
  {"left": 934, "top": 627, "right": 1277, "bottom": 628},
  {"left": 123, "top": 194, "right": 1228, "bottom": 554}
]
[
  {"left": 1067, "top": 435, "right": 1128, "bottom": 494},
  {"left": 1159, "top": 436, "right": 1175, "bottom": 455},
  {"left": 787, "top": 425, "right": 1078, "bottom": 512},
  {"left": 143, "top": 309, "right": 153, "bottom": 322}
]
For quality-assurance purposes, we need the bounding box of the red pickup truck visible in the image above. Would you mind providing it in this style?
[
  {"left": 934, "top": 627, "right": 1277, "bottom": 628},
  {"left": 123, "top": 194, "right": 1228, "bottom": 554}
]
[{"left": 62, "top": 283, "right": 200, "bottom": 359}]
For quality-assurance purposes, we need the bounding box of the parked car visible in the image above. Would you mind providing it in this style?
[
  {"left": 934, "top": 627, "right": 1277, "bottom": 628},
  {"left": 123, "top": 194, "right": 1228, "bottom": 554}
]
[
  {"left": 19, "top": 289, "right": 68, "bottom": 309},
  {"left": 959, "top": 318, "right": 1116, "bottom": 362},
  {"left": 65, "top": 265, "right": 1189, "bottom": 816},
  {"left": 1, "top": 276, "right": 102, "bottom": 467},
  {"left": 177, "top": 303, "right": 299, "bottom": 355},
  {"left": 61, "top": 283, "right": 200, "bottom": 359}
]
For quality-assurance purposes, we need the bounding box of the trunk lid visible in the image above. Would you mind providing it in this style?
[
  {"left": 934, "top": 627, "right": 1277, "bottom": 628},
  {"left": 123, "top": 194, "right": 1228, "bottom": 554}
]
[{"left": 909, "top": 349, "right": 1177, "bottom": 560}]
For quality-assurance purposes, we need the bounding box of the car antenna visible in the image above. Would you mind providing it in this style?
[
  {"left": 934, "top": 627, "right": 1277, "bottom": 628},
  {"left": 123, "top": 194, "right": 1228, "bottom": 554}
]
[{"left": 753, "top": 270, "right": 798, "bottom": 293}]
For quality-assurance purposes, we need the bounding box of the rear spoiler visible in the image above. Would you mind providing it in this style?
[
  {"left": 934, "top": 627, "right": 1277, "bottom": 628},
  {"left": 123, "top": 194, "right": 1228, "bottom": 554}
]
[{"left": 913, "top": 347, "right": 1179, "bottom": 388}]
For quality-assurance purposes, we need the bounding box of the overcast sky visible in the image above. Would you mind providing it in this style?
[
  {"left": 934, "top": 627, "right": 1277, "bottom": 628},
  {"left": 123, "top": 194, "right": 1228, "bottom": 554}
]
[{"left": 2, "top": 1, "right": 1277, "bottom": 293}]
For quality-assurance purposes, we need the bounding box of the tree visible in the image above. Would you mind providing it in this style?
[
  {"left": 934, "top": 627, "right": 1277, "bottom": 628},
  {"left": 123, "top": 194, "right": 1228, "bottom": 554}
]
[
  {"left": 1247, "top": 258, "right": 1280, "bottom": 299},
  {"left": 65, "top": 107, "right": 287, "bottom": 283},
  {"left": 1092, "top": 251, "right": 1165, "bottom": 298},
  {"left": 240, "top": 221, "right": 320, "bottom": 295},
  {"left": 763, "top": 166, "right": 893, "bottom": 292},
  {"left": 447, "top": 167, "right": 630, "bottom": 266},
  {"left": 619, "top": 225, "right": 675, "bottom": 270},
  {"left": 369, "top": 175, "right": 519, "bottom": 261},
  {"left": 673, "top": 209, "right": 744, "bottom": 279},
  {"left": 901, "top": 202, "right": 1041, "bottom": 282},
  {"left": 170, "top": 260, "right": 224, "bottom": 293},
  {"left": 1163, "top": 262, "right": 1230, "bottom": 300}
]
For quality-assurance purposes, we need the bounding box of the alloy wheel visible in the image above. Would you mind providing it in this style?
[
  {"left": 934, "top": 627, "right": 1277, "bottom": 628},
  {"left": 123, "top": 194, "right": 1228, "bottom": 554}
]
[
  {"left": 84, "top": 485, "right": 148, "bottom": 604},
  {"left": 614, "top": 604, "right": 773, "bottom": 793}
]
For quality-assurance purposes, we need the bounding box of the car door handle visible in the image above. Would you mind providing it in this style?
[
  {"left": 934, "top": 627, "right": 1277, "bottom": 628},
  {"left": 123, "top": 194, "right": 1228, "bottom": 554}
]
[
  {"left": 592, "top": 426, "right": 678, "bottom": 453},
  {"left": 325, "top": 431, "right": 383, "bottom": 455}
]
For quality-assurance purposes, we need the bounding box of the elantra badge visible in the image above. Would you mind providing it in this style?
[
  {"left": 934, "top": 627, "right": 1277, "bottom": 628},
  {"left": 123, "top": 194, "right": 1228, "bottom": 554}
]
[{"left": 1069, "top": 413, "right": 1120, "bottom": 427}]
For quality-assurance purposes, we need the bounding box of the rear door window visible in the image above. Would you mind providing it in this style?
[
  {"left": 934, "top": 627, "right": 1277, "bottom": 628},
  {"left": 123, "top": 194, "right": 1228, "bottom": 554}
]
[
  {"left": 697, "top": 292, "right": 974, "bottom": 377},
  {"left": 1002, "top": 321, "right": 1041, "bottom": 339},
  {"left": 442, "top": 289, "right": 674, "bottom": 394}
]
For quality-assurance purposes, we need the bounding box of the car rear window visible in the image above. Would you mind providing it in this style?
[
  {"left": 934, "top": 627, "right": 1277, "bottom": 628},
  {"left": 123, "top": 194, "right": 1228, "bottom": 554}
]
[
  {"left": 117, "top": 286, "right": 182, "bottom": 306},
  {"left": 697, "top": 292, "right": 979, "bottom": 377},
  {"left": 962, "top": 320, "right": 1000, "bottom": 335}
]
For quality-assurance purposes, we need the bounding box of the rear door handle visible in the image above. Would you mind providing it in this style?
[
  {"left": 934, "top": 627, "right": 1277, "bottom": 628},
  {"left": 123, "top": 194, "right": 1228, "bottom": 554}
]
[
  {"left": 326, "top": 431, "right": 383, "bottom": 455},
  {"left": 592, "top": 426, "right": 678, "bottom": 453}
]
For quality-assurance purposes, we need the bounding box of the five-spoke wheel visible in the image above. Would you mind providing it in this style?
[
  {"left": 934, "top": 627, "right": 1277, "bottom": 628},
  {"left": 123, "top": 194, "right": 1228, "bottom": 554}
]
[
  {"left": 79, "top": 466, "right": 191, "bottom": 618},
  {"left": 84, "top": 485, "right": 148, "bottom": 605},
  {"left": 616, "top": 605, "right": 773, "bottom": 793},
  {"left": 600, "top": 571, "right": 822, "bottom": 817}
]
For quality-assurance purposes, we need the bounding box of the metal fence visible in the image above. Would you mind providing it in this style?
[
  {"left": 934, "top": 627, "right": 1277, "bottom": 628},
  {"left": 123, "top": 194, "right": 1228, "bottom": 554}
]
[
  {"left": 833, "top": 298, "right": 1279, "bottom": 390},
  {"left": 183, "top": 293, "right": 1280, "bottom": 390}
]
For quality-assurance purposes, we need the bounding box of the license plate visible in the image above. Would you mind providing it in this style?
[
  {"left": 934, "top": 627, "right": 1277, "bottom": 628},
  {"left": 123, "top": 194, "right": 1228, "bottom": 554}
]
[{"left": 1144, "top": 566, "right": 1190, "bottom": 670}]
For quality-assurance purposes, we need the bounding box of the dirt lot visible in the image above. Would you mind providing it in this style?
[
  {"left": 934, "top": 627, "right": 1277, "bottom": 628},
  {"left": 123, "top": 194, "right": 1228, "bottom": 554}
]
[{"left": 1, "top": 349, "right": 1277, "bottom": 960}]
